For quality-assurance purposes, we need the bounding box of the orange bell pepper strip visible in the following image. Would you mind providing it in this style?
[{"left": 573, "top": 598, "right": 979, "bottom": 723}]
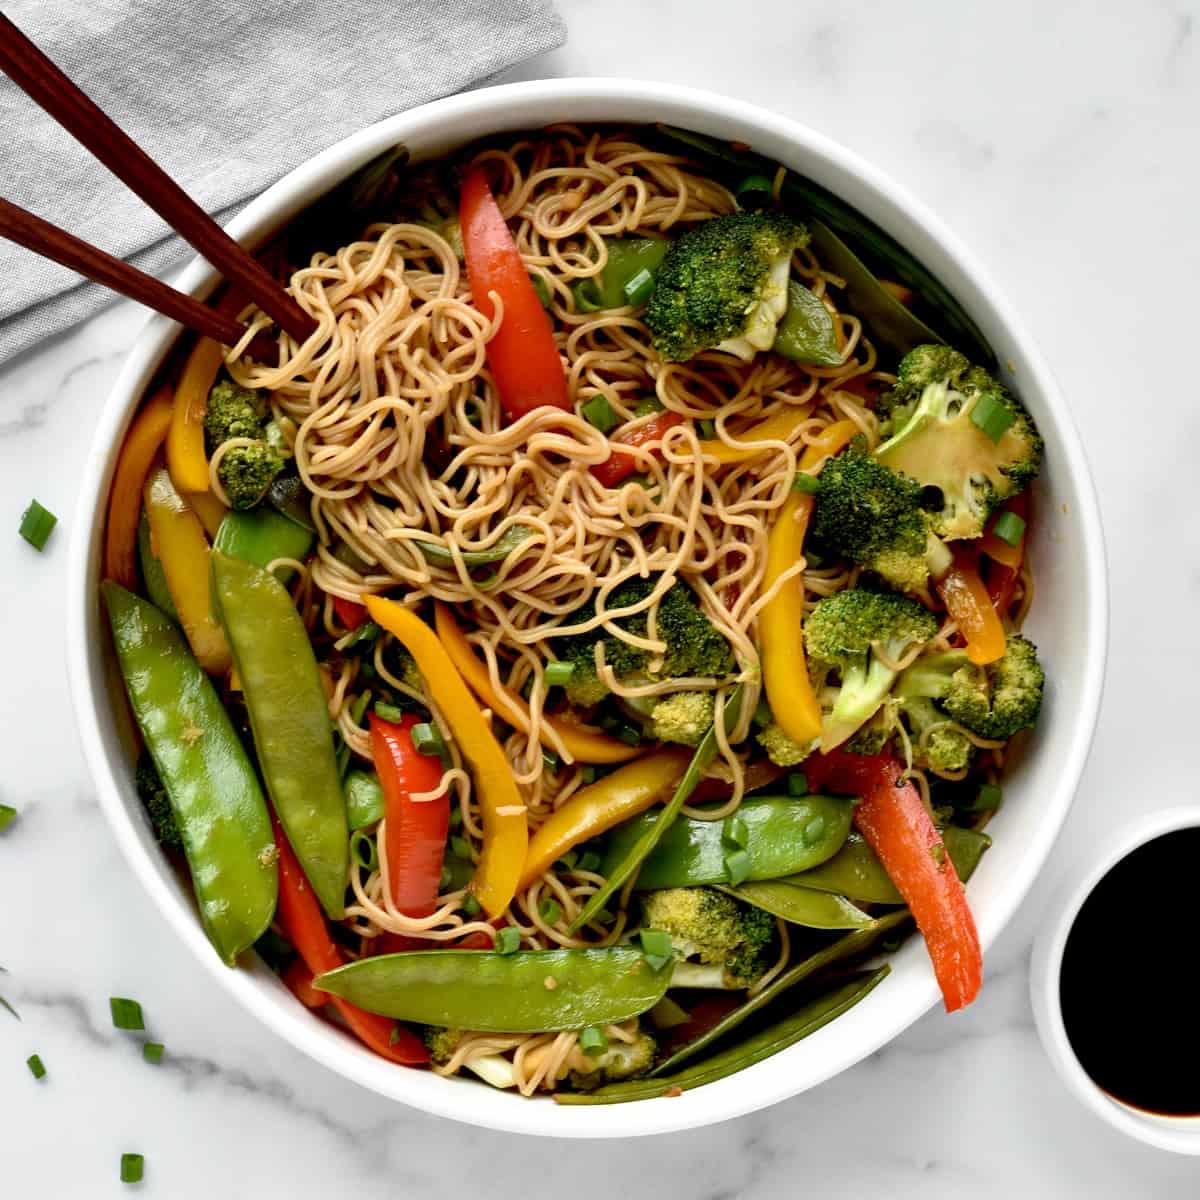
[
  {"left": 760, "top": 419, "right": 861, "bottom": 746},
  {"left": 167, "top": 336, "right": 225, "bottom": 494},
  {"left": 518, "top": 749, "right": 691, "bottom": 890},
  {"left": 695, "top": 403, "right": 815, "bottom": 465},
  {"left": 273, "top": 817, "right": 429, "bottom": 1063},
  {"left": 433, "top": 602, "right": 641, "bottom": 766},
  {"left": 978, "top": 492, "right": 1029, "bottom": 569},
  {"left": 364, "top": 596, "right": 527, "bottom": 920},
  {"left": 142, "top": 465, "right": 231, "bottom": 673},
  {"left": 936, "top": 547, "right": 1007, "bottom": 665},
  {"left": 459, "top": 166, "right": 569, "bottom": 419},
  {"left": 805, "top": 749, "right": 981, "bottom": 1013},
  {"left": 104, "top": 387, "right": 173, "bottom": 588}
]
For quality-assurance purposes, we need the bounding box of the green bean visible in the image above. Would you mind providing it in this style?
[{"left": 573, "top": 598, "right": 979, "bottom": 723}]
[
  {"left": 722, "top": 880, "right": 872, "bottom": 929},
  {"left": 136, "top": 512, "right": 177, "bottom": 621},
  {"left": 601, "top": 792, "right": 852, "bottom": 891},
  {"left": 101, "top": 582, "right": 276, "bottom": 965},
  {"left": 314, "top": 948, "right": 672, "bottom": 1032},
  {"left": 213, "top": 508, "right": 314, "bottom": 577},
  {"left": 555, "top": 966, "right": 889, "bottom": 1103},
  {"left": 573, "top": 237, "right": 671, "bottom": 312},
  {"left": 211, "top": 551, "right": 349, "bottom": 918},
  {"left": 772, "top": 280, "right": 842, "bottom": 366}
]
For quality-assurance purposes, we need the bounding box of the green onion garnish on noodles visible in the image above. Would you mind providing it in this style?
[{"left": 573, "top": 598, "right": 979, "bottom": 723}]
[
  {"left": 26, "top": 1054, "right": 46, "bottom": 1080},
  {"left": 539, "top": 898, "right": 563, "bottom": 925},
  {"left": 724, "top": 848, "right": 753, "bottom": 886},
  {"left": 735, "top": 174, "right": 774, "bottom": 206},
  {"left": 530, "top": 273, "right": 552, "bottom": 309},
  {"left": 109, "top": 997, "right": 144, "bottom": 1031},
  {"left": 792, "top": 471, "right": 820, "bottom": 495},
  {"left": 697, "top": 419, "right": 716, "bottom": 440},
  {"left": 450, "top": 835, "right": 472, "bottom": 861},
  {"left": 969, "top": 393, "right": 1015, "bottom": 443},
  {"left": 992, "top": 511, "right": 1026, "bottom": 547},
  {"left": 622, "top": 268, "right": 654, "bottom": 307},
  {"left": 495, "top": 927, "right": 521, "bottom": 954},
  {"left": 410, "top": 722, "right": 447, "bottom": 760},
  {"left": 578, "top": 1025, "right": 609, "bottom": 1056},
  {"left": 461, "top": 894, "right": 481, "bottom": 917},
  {"left": 544, "top": 661, "right": 575, "bottom": 687},
  {"left": 722, "top": 815, "right": 749, "bottom": 849},
  {"left": 18, "top": 500, "right": 57, "bottom": 551},
  {"left": 373, "top": 701, "right": 406, "bottom": 724},
  {"left": 638, "top": 928, "right": 674, "bottom": 971}
]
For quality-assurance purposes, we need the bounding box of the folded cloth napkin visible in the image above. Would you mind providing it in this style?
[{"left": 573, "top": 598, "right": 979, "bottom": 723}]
[{"left": 0, "top": 0, "right": 565, "bottom": 366}]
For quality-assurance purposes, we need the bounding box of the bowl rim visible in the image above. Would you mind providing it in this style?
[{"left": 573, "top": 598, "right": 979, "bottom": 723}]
[{"left": 66, "top": 76, "right": 1109, "bottom": 1138}]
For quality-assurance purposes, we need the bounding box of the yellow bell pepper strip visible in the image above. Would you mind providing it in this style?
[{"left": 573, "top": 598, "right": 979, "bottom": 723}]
[
  {"left": 104, "top": 387, "right": 173, "bottom": 588},
  {"left": 695, "top": 403, "right": 814, "bottom": 465},
  {"left": 519, "top": 749, "right": 691, "bottom": 891},
  {"left": 760, "top": 419, "right": 861, "bottom": 746},
  {"left": 365, "top": 595, "right": 528, "bottom": 919},
  {"left": 433, "top": 602, "right": 640, "bottom": 766},
  {"left": 167, "top": 337, "right": 225, "bottom": 494},
  {"left": 182, "top": 488, "right": 227, "bottom": 540},
  {"left": 143, "top": 465, "right": 231, "bottom": 673},
  {"left": 936, "top": 547, "right": 1007, "bottom": 666}
]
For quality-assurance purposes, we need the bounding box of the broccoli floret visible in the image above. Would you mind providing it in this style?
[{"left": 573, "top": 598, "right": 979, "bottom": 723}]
[
  {"left": 423, "top": 1026, "right": 517, "bottom": 1089},
  {"left": 895, "top": 635, "right": 1044, "bottom": 742},
  {"left": 876, "top": 345, "right": 1043, "bottom": 541},
  {"left": 641, "top": 887, "right": 777, "bottom": 990},
  {"left": 219, "top": 442, "right": 285, "bottom": 510},
  {"left": 805, "top": 589, "right": 938, "bottom": 752},
  {"left": 204, "top": 379, "right": 269, "bottom": 448},
  {"left": 135, "top": 756, "right": 180, "bottom": 849},
  {"left": 811, "top": 441, "right": 943, "bottom": 593},
  {"left": 902, "top": 696, "right": 974, "bottom": 773},
  {"left": 756, "top": 721, "right": 814, "bottom": 766},
  {"left": 566, "top": 1027, "right": 657, "bottom": 1091},
  {"left": 645, "top": 212, "right": 808, "bottom": 362},
  {"left": 648, "top": 691, "right": 715, "bottom": 747},
  {"left": 556, "top": 578, "right": 734, "bottom": 708},
  {"left": 423, "top": 1026, "right": 463, "bottom": 1065},
  {"left": 844, "top": 703, "right": 896, "bottom": 756}
]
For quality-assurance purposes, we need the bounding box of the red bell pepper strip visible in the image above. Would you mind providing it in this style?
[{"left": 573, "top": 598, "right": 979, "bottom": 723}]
[
  {"left": 590, "top": 411, "right": 685, "bottom": 487},
  {"left": 804, "top": 750, "right": 982, "bottom": 1013},
  {"left": 273, "top": 818, "right": 429, "bottom": 1064},
  {"left": 281, "top": 958, "right": 325, "bottom": 1009},
  {"left": 459, "top": 167, "right": 569, "bottom": 420},
  {"left": 369, "top": 713, "right": 449, "bottom": 918},
  {"left": 936, "top": 547, "right": 1007, "bottom": 666},
  {"left": 332, "top": 594, "right": 368, "bottom": 631}
]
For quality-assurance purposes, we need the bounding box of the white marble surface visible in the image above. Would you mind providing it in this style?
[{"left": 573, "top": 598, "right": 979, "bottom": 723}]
[{"left": 2, "top": 0, "right": 1197, "bottom": 1194}]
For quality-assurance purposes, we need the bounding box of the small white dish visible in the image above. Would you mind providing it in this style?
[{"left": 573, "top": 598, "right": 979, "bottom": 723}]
[{"left": 1030, "top": 807, "right": 1200, "bottom": 1155}]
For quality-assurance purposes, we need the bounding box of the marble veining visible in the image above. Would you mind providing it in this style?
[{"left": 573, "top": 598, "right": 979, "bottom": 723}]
[{"left": 2, "top": 0, "right": 1198, "bottom": 1194}]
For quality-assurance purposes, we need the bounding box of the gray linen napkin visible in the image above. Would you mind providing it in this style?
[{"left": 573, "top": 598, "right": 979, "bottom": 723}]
[{"left": 0, "top": 0, "right": 565, "bottom": 366}]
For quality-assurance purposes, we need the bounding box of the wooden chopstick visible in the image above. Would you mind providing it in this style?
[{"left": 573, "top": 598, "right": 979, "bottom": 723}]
[
  {"left": 0, "top": 198, "right": 279, "bottom": 361},
  {"left": 0, "top": 12, "right": 317, "bottom": 346}
]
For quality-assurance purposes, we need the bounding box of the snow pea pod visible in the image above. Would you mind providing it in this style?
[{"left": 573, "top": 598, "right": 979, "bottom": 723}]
[
  {"left": 415, "top": 523, "right": 531, "bottom": 568},
  {"left": 555, "top": 966, "right": 889, "bottom": 1104},
  {"left": 101, "top": 582, "right": 277, "bottom": 965},
  {"left": 213, "top": 508, "right": 313, "bottom": 576},
  {"left": 573, "top": 237, "right": 671, "bottom": 311},
  {"left": 314, "top": 948, "right": 672, "bottom": 1032},
  {"left": 772, "top": 280, "right": 842, "bottom": 366},
  {"left": 602, "top": 792, "right": 853, "bottom": 891},
  {"left": 790, "top": 826, "right": 991, "bottom": 905},
  {"left": 722, "top": 880, "right": 872, "bottom": 930},
  {"left": 211, "top": 551, "right": 348, "bottom": 918}
]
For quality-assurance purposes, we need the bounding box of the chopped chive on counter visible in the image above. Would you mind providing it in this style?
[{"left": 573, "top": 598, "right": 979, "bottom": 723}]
[
  {"left": 724, "top": 848, "right": 753, "bottom": 886},
  {"left": 581, "top": 395, "right": 618, "bottom": 434},
  {"left": 120, "top": 1154, "right": 144, "bottom": 1185},
  {"left": 697, "top": 418, "right": 716, "bottom": 440},
  {"left": 735, "top": 174, "right": 774, "bottom": 206},
  {"left": 0, "top": 803, "right": 16, "bottom": 833},
  {"left": 410, "top": 722, "right": 445, "bottom": 757},
  {"left": 495, "top": 927, "right": 521, "bottom": 955},
  {"left": 26, "top": 1054, "right": 46, "bottom": 1080},
  {"left": 792, "top": 471, "right": 820, "bottom": 495},
  {"left": 373, "top": 701, "right": 406, "bottom": 724},
  {"left": 787, "top": 771, "right": 808, "bottom": 797},
  {"left": 543, "top": 661, "right": 575, "bottom": 687},
  {"left": 461, "top": 894, "right": 481, "bottom": 917},
  {"left": 577, "top": 850, "right": 602, "bottom": 874},
  {"left": 639, "top": 928, "right": 674, "bottom": 971},
  {"left": 622, "top": 267, "right": 654, "bottom": 307},
  {"left": 539, "top": 898, "right": 563, "bottom": 925},
  {"left": 723, "top": 815, "right": 749, "bottom": 849},
  {"left": 578, "top": 1025, "right": 609, "bottom": 1057},
  {"left": 450, "top": 835, "right": 472, "bottom": 861},
  {"left": 0, "top": 995, "right": 19, "bottom": 1021},
  {"left": 142, "top": 1042, "right": 165, "bottom": 1065},
  {"left": 529, "top": 273, "right": 552, "bottom": 309},
  {"left": 969, "top": 393, "right": 1015, "bottom": 443},
  {"left": 110, "top": 997, "right": 144, "bottom": 1032},
  {"left": 18, "top": 499, "right": 57, "bottom": 551},
  {"left": 992, "top": 511, "right": 1026, "bottom": 547}
]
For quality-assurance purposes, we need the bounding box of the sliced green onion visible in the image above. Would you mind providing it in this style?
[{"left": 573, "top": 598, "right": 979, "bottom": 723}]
[
  {"left": 18, "top": 499, "right": 57, "bottom": 551},
  {"left": 349, "top": 690, "right": 372, "bottom": 725},
  {"left": 792, "top": 471, "right": 820, "bottom": 495},
  {"left": 0, "top": 804, "right": 16, "bottom": 833},
  {"left": 577, "top": 850, "right": 602, "bottom": 874},
  {"left": 735, "top": 174, "right": 774, "bottom": 206},
  {"left": 969, "top": 393, "right": 1015, "bottom": 443},
  {"left": 410, "top": 722, "right": 445, "bottom": 758},
  {"left": 120, "top": 1154, "right": 144, "bottom": 1185},
  {"left": 450, "top": 835, "right": 472, "bottom": 861},
  {"left": 724, "top": 847, "right": 753, "bottom": 886},
  {"left": 110, "top": 997, "right": 144, "bottom": 1031},
  {"left": 616, "top": 725, "right": 642, "bottom": 747},
  {"left": 622, "top": 267, "right": 654, "bottom": 307},
  {"left": 580, "top": 765, "right": 598, "bottom": 785},
  {"left": 579, "top": 1025, "right": 609, "bottom": 1057},
  {"left": 530, "top": 273, "right": 552, "bottom": 309},
  {"left": 992, "top": 511, "right": 1026, "bottom": 547},
  {"left": 574, "top": 277, "right": 606, "bottom": 314},
  {"left": 351, "top": 830, "right": 379, "bottom": 873},
  {"left": 723, "top": 815, "right": 749, "bottom": 849},
  {"left": 581, "top": 395, "right": 618, "bottom": 434},
  {"left": 542, "top": 751, "right": 559, "bottom": 775},
  {"left": 373, "top": 701, "right": 406, "bottom": 724},
  {"left": 697, "top": 418, "right": 716, "bottom": 439},
  {"left": 26, "top": 1054, "right": 46, "bottom": 1080},
  {"left": 462, "top": 894, "right": 481, "bottom": 917},
  {"left": 639, "top": 928, "right": 674, "bottom": 971},
  {"left": 544, "top": 661, "right": 575, "bottom": 687},
  {"left": 539, "top": 898, "right": 563, "bottom": 925},
  {"left": 495, "top": 926, "right": 521, "bottom": 954},
  {"left": 787, "top": 771, "right": 808, "bottom": 797},
  {"left": 142, "top": 1042, "right": 165, "bottom": 1065},
  {"left": 448, "top": 805, "right": 463, "bottom": 830},
  {"left": 633, "top": 395, "right": 665, "bottom": 417},
  {"left": 439, "top": 865, "right": 453, "bottom": 890},
  {"left": 343, "top": 621, "right": 381, "bottom": 649},
  {"left": 967, "top": 783, "right": 1004, "bottom": 813},
  {"left": 556, "top": 850, "right": 578, "bottom": 871}
]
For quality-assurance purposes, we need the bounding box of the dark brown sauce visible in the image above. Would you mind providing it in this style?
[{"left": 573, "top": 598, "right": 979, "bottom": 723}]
[{"left": 1060, "top": 828, "right": 1200, "bottom": 1117}]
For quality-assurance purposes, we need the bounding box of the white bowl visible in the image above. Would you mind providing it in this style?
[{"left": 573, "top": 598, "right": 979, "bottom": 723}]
[
  {"left": 1031, "top": 808, "right": 1200, "bottom": 1155},
  {"left": 66, "top": 79, "right": 1108, "bottom": 1138}
]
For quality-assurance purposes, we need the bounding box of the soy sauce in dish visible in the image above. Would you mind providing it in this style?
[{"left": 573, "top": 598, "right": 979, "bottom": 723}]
[{"left": 1060, "top": 828, "right": 1200, "bottom": 1117}]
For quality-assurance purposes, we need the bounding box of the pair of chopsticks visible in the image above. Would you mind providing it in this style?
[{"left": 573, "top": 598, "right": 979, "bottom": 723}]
[{"left": 0, "top": 13, "right": 318, "bottom": 361}]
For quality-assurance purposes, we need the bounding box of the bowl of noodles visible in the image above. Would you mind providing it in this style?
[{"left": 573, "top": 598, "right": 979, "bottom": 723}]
[{"left": 67, "top": 79, "right": 1106, "bottom": 1137}]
